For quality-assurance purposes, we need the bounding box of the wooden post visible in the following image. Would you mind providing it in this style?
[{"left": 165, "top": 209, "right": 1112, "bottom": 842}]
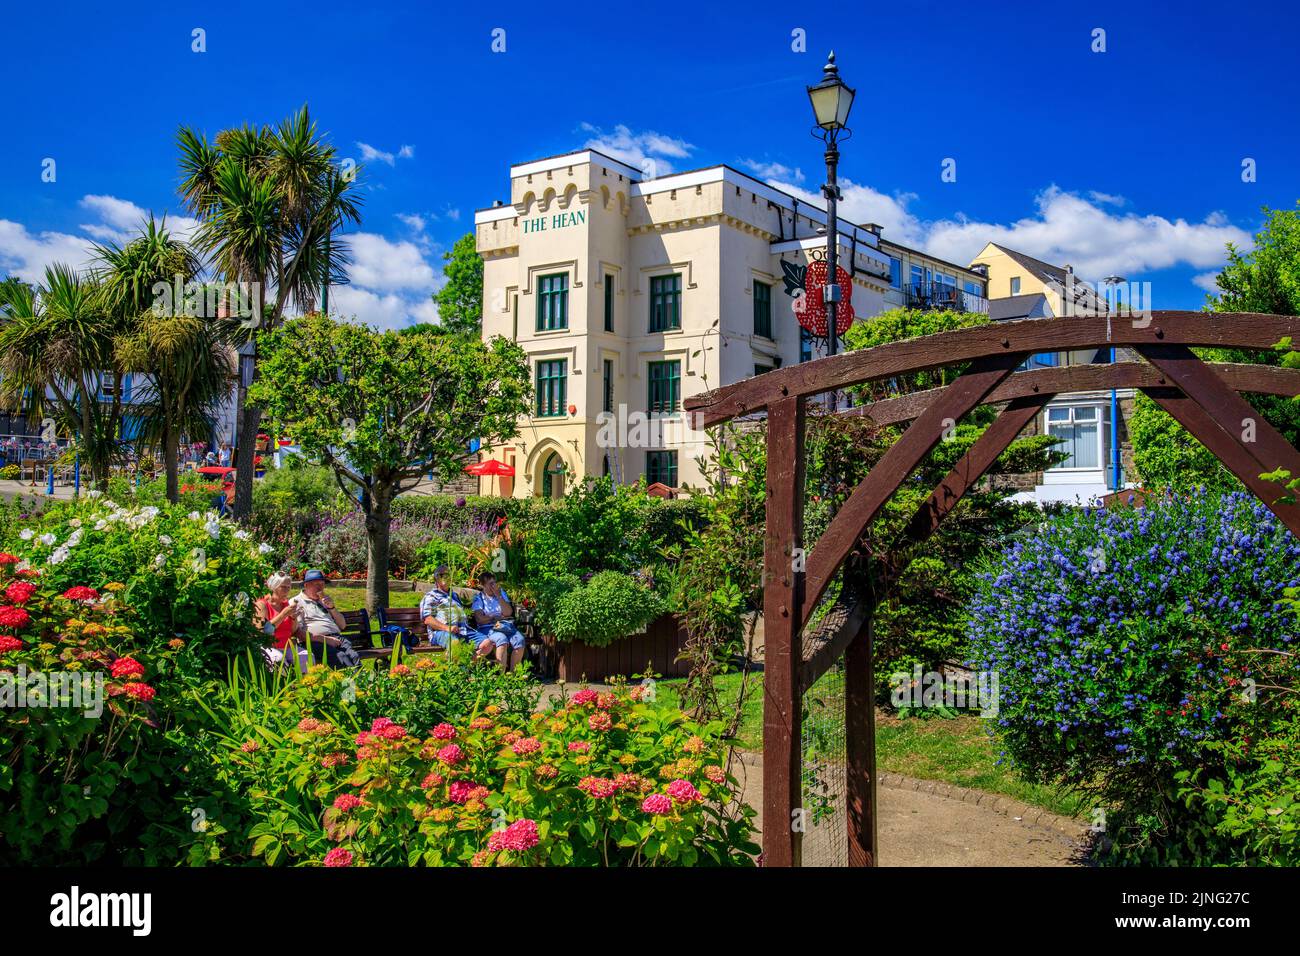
[
  {"left": 845, "top": 601, "right": 877, "bottom": 866},
  {"left": 762, "top": 396, "right": 806, "bottom": 867}
]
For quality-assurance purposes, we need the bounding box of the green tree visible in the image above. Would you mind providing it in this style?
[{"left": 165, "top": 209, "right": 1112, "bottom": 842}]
[
  {"left": 93, "top": 217, "right": 236, "bottom": 503},
  {"left": 177, "top": 105, "right": 363, "bottom": 520},
  {"left": 1131, "top": 204, "right": 1300, "bottom": 490},
  {"left": 249, "top": 314, "right": 529, "bottom": 611},
  {"left": 0, "top": 264, "right": 131, "bottom": 489},
  {"left": 431, "top": 232, "right": 483, "bottom": 334}
]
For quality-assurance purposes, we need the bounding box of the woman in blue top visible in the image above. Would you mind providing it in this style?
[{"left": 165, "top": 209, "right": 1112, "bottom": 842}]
[{"left": 472, "top": 572, "right": 525, "bottom": 671}]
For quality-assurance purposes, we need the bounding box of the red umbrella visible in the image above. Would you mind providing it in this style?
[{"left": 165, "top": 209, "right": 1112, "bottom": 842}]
[
  {"left": 463, "top": 459, "right": 515, "bottom": 477},
  {"left": 196, "top": 466, "right": 236, "bottom": 477}
]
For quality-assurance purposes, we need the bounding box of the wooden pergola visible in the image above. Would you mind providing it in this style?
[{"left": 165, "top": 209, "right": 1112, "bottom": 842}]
[{"left": 683, "top": 311, "right": 1300, "bottom": 867}]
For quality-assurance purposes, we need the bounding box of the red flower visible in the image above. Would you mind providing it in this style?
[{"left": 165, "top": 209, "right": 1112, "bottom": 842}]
[
  {"left": 3, "top": 581, "right": 36, "bottom": 605},
  {"left": 0, "top": 635, "right": 23, "bottom": 653},
  {"left": 0, "top": 553, "right": 20, "bottom": 565},
  {"left": 0, "top": 606, "right": 31, "bottom": 630},
  {"left": 62, "top": 586, "right": 99, "bottom": 602},
  {"left": 111, "top": 657, "right": 145, "bottom": 679},
  {"left": 322, "top": 848, "right": 354, "bottom": 867},
  {"left": 123, "top": 682, "right": 156, "bottom": 701},
  {"left": 1220, "top": 643, "right": 1230, "bottom": 651}
]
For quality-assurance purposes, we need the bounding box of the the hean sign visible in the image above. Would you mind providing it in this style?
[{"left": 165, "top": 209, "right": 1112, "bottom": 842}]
[{"left": 522, "top": 209, "right": 586, "bottom": 234}]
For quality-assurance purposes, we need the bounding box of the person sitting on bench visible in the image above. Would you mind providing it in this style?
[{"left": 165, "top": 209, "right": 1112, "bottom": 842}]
[
  {"left": 420, "top": 565, "right": 479, "bottom": 653},
  {"left": 292, "top": 570, "right": 360, "bottom": 669},
  {"left": 472, "top": 571, "right": 525, "bottom": 671}
]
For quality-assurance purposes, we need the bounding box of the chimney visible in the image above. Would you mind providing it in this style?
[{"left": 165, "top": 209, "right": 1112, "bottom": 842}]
[{"left": 863, "top": 223, "right": 882, "bottom": 236}]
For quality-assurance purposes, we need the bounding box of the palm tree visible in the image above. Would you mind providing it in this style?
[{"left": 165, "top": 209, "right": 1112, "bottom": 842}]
[
  {"left": 0, "top": 264, "right": 132, "bottom": 489},
  {"left": 177, "top": 105, "right": 362, "bottom": 519},
  {"left": 117, "top": 311, "right": 235, "bottom": 503},
  {"left": 94, "top": 218, "right": 236, "bottom": 503}
]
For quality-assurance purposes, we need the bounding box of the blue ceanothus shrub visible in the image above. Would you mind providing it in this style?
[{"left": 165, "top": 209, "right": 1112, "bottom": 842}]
[{"left": 967, "top": 492, "right": 1300, "bottom": 859}]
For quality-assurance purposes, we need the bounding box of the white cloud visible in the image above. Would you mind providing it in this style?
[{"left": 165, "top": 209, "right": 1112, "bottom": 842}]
[
  {"left": 1193, "top": 272, "right": 1221, "bottom": 294},
  {"left": 757, "top": 171, "right": 1249, "bottom": 290},
  {"left": 0, "top": 195, "right": 198, "bottom": 283},
  {"left": 922, "top": 187, "right": 1251, "bottom": 282},
  {"left": 395, "top": 212, "right": 426, "bottom": 232},
  {"left": 356, "top": 142, "right": 416, "bottom": 166},
  {"left": 344, "top": 232, "right": 437, "bottom": 291},
  {"left": 742, "top": 159, "right": 805, "bottom": 185},
  {"left": 580, "top": 123, "right": 695, "bottom": 176}
]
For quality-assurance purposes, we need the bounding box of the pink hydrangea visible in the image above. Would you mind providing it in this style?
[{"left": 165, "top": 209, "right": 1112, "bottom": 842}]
[
  {"left": 487, "top": 818, "right": 540, "bottom": 853},
  {"left": 578, "top": 776, "right": 618, "bottom": 799},
  {"left": 297, "top": 717, "right": 321, "bottom": 732},
  {"left": 436, "top": 744, "right": 464, "bottom": 765},
  {"left": 322, "top": 848, "right": 354, "bottom": 867},
  {"left": 667, "top": 779, "right": 702, "bottom": 803},
  {"left": 641, "top": 794, "right": 673, "bottom": 815},
  {"left": 588, "top": 711, "right": 612, "bottom": 732},
  {"left": 596, "top": 693, "right": 616, "bottom": 711},
  {"left": 448, "top": 780, "right": 489, "bottom": 804},
  {"left": 571, "top": 688, "right": 598, "bottom": 707},
  {"left": 512, "top": 736, "right": 542, "bottom": 756},
  {"left": 420, "top": 772, "right": 444, "bottom": 790},
  {"left": 431, "top": 723, "right": 457, "bottom": 740},
  {"left": 376, "top": 722, "right": 407, "bottom": 740},
  {"left": 567, "top": 741, "right": 590, "bottom": 753},
  {"left": 110, "top": 658, "right": 145, "bottom": 680},
  {"left": 332, "top": 793, "right": 362, "bottom": 812},
  {"left": 704, "top": 765, "right": 726, "bottom": 784}
]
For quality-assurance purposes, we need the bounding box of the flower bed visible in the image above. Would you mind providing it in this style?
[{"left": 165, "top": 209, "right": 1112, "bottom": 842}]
[{"left": 192, "top": 668, "right": 756, "bottom": 866}]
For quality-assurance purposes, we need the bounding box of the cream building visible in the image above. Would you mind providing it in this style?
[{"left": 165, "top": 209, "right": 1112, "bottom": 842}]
[{"left": 475, "top": 149, "right": 987, "bottom": 498}]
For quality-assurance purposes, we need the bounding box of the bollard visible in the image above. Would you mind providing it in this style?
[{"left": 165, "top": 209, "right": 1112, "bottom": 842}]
[{"left": 47, "top": 465, "right": 55, "bottom": 496}]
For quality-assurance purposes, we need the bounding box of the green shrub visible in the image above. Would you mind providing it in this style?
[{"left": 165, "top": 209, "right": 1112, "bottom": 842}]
[
  {"left": 1, "top": 496, "right": 271, "bottom": 676},
  {"left": 968, "top": 491, "right": 1300, "bottom": 864},
  {"left": 543, "top": 571, "right": 665, "bottom": 647},
  {"left": 526, "top": 477, "right": 654, "bottom": 583},
  {"left": 0, "top": 464, "right": 19, "bottom": 480}
]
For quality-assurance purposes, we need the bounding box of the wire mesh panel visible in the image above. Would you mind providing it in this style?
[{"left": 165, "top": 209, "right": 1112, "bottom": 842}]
[{"left": 799, "top": 658, "right": 847, "bottom": 867}]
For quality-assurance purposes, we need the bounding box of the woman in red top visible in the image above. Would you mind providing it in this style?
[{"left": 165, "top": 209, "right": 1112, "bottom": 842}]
[{"left": 253, "top": 572, "right": 303, "bottom": 669}]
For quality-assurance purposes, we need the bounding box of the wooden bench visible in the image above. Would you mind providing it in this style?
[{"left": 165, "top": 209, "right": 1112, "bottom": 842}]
[{"left": 294, "top": 609, "right": 400, "bottom": 667}]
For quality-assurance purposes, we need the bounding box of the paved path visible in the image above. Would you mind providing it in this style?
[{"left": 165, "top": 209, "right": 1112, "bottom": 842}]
[{"left": 731, "top": 752, "right": 1090, "bottom": 867}]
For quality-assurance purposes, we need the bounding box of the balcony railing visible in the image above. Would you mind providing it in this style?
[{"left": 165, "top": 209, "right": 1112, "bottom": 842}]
[{"left": 901, "top": 281, "right": 988, "bottom": 314}]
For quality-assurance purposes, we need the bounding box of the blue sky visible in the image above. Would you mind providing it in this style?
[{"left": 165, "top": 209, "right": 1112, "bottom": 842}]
[{"left": 3, "top": 0, "right": 1297, "bottom": 327}]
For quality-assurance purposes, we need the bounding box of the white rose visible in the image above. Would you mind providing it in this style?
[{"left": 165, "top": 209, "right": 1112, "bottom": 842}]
[
  {"left": 19, "top": 529, "right": 34, "bottom": 541},
  {"left": 154, "top": 553, "right": 167, "bottom": 569},
  {"left": 38, "top": 533, "right": 56, "bottom": 547},
  {"left": 159, "top": 535, "right": 173, "bottom": 547},
  {"left": 188, "top": 511, "right": 201, "bottom": 521},
  {"left": 65, "top": 529, "right": 83, "bottom": 547},
  {"left": 94, "top": 520, "right": 107, "bottom": 531},
  {"left": 48, "top": 546, "right": 69, "bottom": 566},
  {"left": 234, "top": 529, "right": 249, "bottom": 540},
  {"left": 205, "top": 519, "right": 221, "bottom": 539},
  {"left": 257, "top": 543, "right": 273, "bottom": 555},
  {"left": 68, "top": 518, "right": 82, "bottom": 528}
]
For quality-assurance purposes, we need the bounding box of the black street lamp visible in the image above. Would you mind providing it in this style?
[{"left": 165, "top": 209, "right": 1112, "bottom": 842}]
[{"left": 807, "top": 51, "right": 855, "bottom": 357}]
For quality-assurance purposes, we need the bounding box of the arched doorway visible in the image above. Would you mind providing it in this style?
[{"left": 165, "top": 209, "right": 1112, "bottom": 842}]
[{"left": 541, "top": 452, "right": 566, "bottom": 499}]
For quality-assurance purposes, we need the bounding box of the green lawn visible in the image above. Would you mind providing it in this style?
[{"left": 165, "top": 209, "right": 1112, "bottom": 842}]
[
  {"left": 329, "top": 588, "right": 424, "bottom": 612},
  {"left": 658, "top": 670, "right": 1084, "bottom": 819}
]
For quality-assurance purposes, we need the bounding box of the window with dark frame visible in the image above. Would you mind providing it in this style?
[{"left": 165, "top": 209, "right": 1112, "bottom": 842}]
[
  {"left": 753, "top": 280, "right": 772, "bottom": 338},
  {"left": 535, "top": 359, "right": 567, "bottom": 417},
  {"left": 646, "top": 450, "right": 678, "bottom": 487},
  {"left": 602, "top": 359, "right": 614, "bottom": 413},
  {"left": 536, "top": 273, "right": 569, "bottom": 331},
  {"left": 647, "top": 360, "right": 681, "bottom": 413},
  {"left": 649, "top": 273, "right": 682, "bottom": 332},
  {"left": 604, "top": 274, "right": 614, "bottom": 332}
]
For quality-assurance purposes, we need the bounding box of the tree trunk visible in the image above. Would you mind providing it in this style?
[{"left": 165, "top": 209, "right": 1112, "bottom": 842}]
[
  {"left": 232, "top": 402, "right": 261, "bottom": 521},
  {"left": 364, "top": 482, "right": 393, "bottom": 615},
  {"left": 163, "top": 420, "right": 179, "bottom": 504}
]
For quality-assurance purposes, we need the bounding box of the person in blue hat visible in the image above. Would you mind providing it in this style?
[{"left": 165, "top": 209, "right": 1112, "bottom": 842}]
[{"left": 292, "top": 570, "right": 360, "bottom": 668}]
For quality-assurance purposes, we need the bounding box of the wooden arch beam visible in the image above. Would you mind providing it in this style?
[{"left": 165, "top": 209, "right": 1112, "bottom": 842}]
[
  {"left": 801, "top": 353, "right": 1026, "bottom": 627},
  {"left": 685, "top": 312, "right": 1300, "bottom": 427},
  {"left": 848, "top": 362, "right": 1300, "bottom": 428}
]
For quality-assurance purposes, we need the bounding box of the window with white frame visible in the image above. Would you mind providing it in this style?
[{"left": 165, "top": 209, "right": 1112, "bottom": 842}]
[{"left": 1046, "top": 404, "right": 1105, "bottom": 470}]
